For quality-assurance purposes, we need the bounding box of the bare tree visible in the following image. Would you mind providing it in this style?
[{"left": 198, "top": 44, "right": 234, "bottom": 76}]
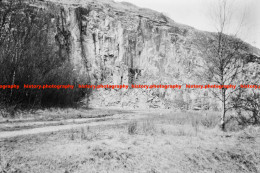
[{"left": 197, "top": 0, "right": 249, "bottom": 131}]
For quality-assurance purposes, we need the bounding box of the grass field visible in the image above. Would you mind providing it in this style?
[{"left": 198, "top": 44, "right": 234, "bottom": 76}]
[{"left": 0, "top": 110, "right": 260, "bottom": 173}]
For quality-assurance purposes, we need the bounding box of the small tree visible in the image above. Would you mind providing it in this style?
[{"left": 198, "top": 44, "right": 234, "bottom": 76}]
[{"left": 197, "top": 0, "right": 249, "bottom": 131}]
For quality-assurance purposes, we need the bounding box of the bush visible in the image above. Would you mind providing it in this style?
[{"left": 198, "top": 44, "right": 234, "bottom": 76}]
[{"left": 40, "top": 62, "right": 88, "bottom": 107}]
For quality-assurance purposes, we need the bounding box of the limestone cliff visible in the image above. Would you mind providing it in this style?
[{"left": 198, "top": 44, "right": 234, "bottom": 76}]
[{"left": 19, "top": 0, "right": 260, "bottom": 109}]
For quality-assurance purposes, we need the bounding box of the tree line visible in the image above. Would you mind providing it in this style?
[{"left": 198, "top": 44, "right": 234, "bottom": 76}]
[{"left": 0, "top": 0, "right": 88, "bottom": 110}]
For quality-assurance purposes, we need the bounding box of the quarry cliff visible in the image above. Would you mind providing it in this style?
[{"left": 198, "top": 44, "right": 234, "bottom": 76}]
[{"left": 8, "top": 0, "right": 260, "bottom": 109}]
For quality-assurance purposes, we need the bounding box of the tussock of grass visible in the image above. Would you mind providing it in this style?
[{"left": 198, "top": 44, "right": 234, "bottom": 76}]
[
  {"left": 127, "top": 121, "right": 138, "bottom": 135},
  {"left": 127, "top": 119, "right": 157, "bottom": 135},
  {"left": 69, "top": 126, "right": 100, "bottom": 141},
  {"left": 142, "top": 120, "right": 156, "bottom": 135}
]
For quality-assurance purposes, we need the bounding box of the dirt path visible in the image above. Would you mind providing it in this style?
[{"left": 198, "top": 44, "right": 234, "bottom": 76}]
[
  {"left": 0, "top": 116, "right": 116, "bottom": 132},
  {"left": 0, "top": 119, "right": 129, "bottom": 139},
  {"left": 0, "top": 112, "right": 148, "bottom": 140}
]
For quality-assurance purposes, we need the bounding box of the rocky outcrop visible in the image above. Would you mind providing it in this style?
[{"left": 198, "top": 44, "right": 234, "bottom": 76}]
[{"left": 22, "top": 0, "right": 260, "bottom": 109}]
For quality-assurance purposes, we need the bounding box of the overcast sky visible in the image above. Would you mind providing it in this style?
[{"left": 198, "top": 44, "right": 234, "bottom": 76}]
[{"left": 116, "top": 0, "right": 260, "bottom": 49}]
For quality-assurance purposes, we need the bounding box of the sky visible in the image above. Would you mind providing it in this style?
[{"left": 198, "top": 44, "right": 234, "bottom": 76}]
[{"left": 115, "top": 0, "right": 260, "bottom": 49}]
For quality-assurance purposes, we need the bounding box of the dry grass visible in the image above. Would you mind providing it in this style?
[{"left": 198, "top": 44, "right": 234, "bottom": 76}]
[
  {"left": 69, "top": 126, "right": 101, "bottom": 141},
  {"left": 0, "top": 150, "right": 21, "bottom": 173},
  {"left": 127, "top": 119, "right": 157, "bottom": 135},
  {"left": 0, "top": 110, "right": 259, "bottom": 173}
]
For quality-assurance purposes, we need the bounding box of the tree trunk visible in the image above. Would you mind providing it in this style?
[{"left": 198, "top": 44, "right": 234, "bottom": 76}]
[
  {"left": 10, "top": 70, "right": 15, "bottom": 98},
  {"left": 221, "top": 88, "right": 226, "bottom": 131}
]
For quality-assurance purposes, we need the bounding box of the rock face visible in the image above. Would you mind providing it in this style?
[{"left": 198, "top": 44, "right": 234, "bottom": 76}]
[{"left": 24, "top": 0, "right": 260, "bottom": 109}]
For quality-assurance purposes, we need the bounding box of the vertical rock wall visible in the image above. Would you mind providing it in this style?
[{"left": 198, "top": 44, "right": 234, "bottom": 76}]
[{"left": 32, "top": 1, "right": 215, "bottom": 109}]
